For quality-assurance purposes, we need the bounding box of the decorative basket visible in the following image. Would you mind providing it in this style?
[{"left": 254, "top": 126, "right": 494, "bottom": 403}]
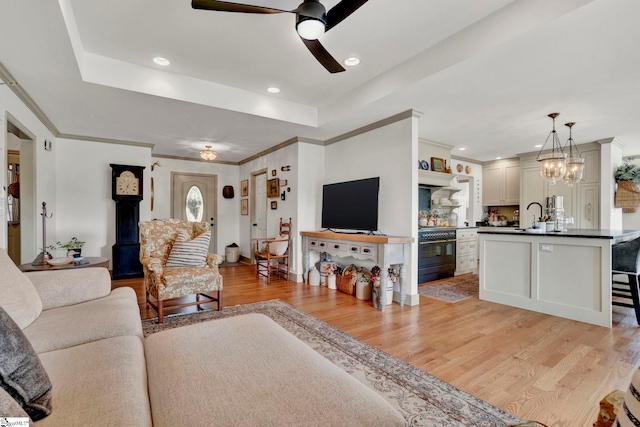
[
  {"left": 336, "top": 264, "right": 357, "bottom": 295},
  {"left": 615, "top": 180, "right": 640, "bottom": 213}
]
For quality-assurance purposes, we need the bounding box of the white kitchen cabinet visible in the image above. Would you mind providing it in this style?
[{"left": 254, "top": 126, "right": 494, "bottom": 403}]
[
  {"left": 482, "top": 158, "right": 520, "bottom": 205},
  {"left": 455, "top": 228, "right": 477, "bottom": 275},
  {"left": 579, "top": 184, "right": 599, "bottom": 229},
  {"left": 519, "top": 142, "right": 600, "bottom": 229}
]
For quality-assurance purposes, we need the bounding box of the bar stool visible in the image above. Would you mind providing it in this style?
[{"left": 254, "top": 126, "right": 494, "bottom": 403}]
[{"left": 612, "top": 237, "right": 640, "bottom": 325}]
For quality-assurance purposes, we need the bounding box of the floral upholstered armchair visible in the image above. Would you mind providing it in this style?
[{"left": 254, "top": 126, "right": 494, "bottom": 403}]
[{"left": 139, "top": 219, "right": 223, "bottom": 323}]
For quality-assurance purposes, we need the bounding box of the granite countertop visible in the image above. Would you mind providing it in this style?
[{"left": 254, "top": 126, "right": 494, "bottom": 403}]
[
  {"left": 418, "top": 226, "right": 478, "bottom": 231},
  {"left": 478, "top": 228, "right": 640, "bottom": 239}
]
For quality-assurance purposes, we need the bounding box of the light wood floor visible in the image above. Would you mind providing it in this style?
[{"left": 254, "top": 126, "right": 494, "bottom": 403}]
[{"left": 113, "top": 266, "right": 640, "bottom": 426}]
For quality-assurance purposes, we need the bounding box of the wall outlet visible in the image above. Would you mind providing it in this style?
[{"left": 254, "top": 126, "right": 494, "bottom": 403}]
[{"left": 540, "top": 244, "right": 553, "bottom": 252}]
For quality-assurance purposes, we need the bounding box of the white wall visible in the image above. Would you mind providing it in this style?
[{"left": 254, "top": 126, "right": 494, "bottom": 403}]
[
  {"left": 0, "top": 86, "right": 57, "bottom": 263},
  {"left": 418, "top": 138, "right": 453, "bottom": 171},
  {"left": 601, "top": 138, "right": 624, "bottom": 229},
  {"left": 55, "top": 138, "right": 152, "bottom": 266},
  {"left": 325, "top": 117, "right": 417, "bottom": 301},
  {"left": 239, "top": 143, "right": 299, "bottom": 270},
  {"left": 150, "top": 157, "right": 240, "bottom": 255}
]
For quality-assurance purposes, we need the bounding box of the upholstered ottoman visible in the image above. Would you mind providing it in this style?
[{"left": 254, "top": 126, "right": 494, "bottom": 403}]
[{"left": 144, "top": 313, "right": 405, "bottom": 427}]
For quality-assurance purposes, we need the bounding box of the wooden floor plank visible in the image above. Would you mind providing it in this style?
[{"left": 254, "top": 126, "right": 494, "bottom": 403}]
[{"left": 114, "top": 268, "right": 640, "bottom": 426}]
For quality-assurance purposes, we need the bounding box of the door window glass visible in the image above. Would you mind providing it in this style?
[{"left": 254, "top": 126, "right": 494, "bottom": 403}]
[{"left": 185, "top": 186, "right": 204, "bottom": 222}]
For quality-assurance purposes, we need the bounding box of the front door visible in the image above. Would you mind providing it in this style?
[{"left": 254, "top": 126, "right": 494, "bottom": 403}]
[{"left": 171, "top": 173, "right": 217, "bottom": 253}]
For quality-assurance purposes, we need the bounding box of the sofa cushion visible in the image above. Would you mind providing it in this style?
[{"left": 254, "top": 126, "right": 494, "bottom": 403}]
[
  {"left": 145, "top": 313, "right": 405, "bottom": 427},
  {"left": 24, "top": 287, "right": 142, "bottom": 354},
  {"left": 165, "top": 230, "right": 210, "bottom": 267},
  {"left": 0, "top": 306, "right": 52, "bottom": 421},
  {"left": 0, "top": 386, "right": 31, "bottom": 422},
  {"left": 36, "top": 336, "right": 152, "bottom": 427},
  {"left": 0, "top": 249, "right": 42, "bottom": 329}
]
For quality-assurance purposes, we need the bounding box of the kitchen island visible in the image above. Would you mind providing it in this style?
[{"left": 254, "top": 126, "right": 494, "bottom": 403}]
[{"left": 478, "top": 228, "right": 640, "bottom": 327}]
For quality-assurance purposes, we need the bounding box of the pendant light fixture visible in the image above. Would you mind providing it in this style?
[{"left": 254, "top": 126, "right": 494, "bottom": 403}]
[
  {"left": 536, "top": 113, "right": 567, "bottom": 185},
  {"left": 562, "top": 122, "right": 585, "bottom": 187},
  {"left": 199, "top": 145, "right": 217, "bottom": 161}
]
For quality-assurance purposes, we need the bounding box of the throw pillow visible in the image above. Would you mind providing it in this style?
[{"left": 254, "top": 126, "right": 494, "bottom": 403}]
[
  {"left": 0, "top": 248, "right": 43, "bottom": 329},
  {"left": 165, "top": 230, "right": 210, "bottom": 267},
  {"left": 616, "top": 366, "right": 640, "bottom": 427},
  {"left": 269, "top": 236, "right": 289, "bottom": 256},
  {"left": 0, "top": 306, "right": 52, "bottom": 421}
]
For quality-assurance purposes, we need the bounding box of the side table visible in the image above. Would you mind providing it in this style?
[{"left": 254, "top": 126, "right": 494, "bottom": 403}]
[{"left": 19, "top": 257, "right": 110, "bottom": 272}]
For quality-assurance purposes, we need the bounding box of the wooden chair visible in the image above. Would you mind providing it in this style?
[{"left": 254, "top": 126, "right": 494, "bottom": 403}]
[
  {"left": 612, "top": 237, "right": 640, "bottom": 324},
  {"left": 255, "top": 218, "right": 292, "bottom": 284}
]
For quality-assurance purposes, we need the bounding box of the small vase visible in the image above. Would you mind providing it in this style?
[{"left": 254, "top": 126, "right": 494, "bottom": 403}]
[
  {"left": 327, "top": 275, "right": 336, "bottom": 290},
  {"left": 67, "top": 249, "right": 82, "bottom": 257},
  {"left": 308, "top": 266, "right": 320, "bottom": 286}
]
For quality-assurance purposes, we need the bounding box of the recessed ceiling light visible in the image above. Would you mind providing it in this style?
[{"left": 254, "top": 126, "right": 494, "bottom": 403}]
[
  {"left": 534, "top": 144, "right": 543, "bottom": 148},
  {"left": 458, "top": 147, "right": 467, "bottom": 151},
  {"left": 267, "top": 87, "right": 280, "bottom": 94},
  {"left": 496, "top": 157, "right": 502, "bottom": 160},
  {"left": 344, "top": 57, "right": 360, "bottom": 67},
  {"left": 153, "top": 57, "right": 170, "bottom": 66}
]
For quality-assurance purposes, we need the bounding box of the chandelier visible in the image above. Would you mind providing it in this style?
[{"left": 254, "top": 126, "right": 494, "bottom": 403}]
[
  {"left": 562, "top": 122, "right": 585, "bottom": 187},
  {"left": 536, "top": 113, "right": 567, "bottom": 185},
  {"left": 199, "top": 145, "right": 217, "bottom": 161}
]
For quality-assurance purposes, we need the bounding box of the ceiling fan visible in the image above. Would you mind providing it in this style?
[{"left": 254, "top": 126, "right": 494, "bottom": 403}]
[{"left": 191, "top": 0, "right": 368, "bottom": 73}]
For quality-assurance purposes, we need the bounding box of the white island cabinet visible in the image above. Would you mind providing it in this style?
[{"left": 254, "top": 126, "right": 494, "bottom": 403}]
[{"left": 478, "top": 228, "right": 640, "bottom": 327}]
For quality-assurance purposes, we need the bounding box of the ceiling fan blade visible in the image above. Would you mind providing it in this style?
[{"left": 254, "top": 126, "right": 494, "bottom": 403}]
[
  {"left": 300, "top": 38, "right": 345, "bottom": 73},
  {"left": 325, "top": 0, "right": 368, "bottom": 31},
  {"left": 192, "top": 0, "right": 290, "bottom": 14}
]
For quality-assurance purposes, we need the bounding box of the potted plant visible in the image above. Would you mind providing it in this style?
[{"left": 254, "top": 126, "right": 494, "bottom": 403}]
[
  {"left": 57, "top": 237, "right": 85, "bottom": 257},
  {"left": 614, "top": 163, "right": 640, "bottom": 212}
]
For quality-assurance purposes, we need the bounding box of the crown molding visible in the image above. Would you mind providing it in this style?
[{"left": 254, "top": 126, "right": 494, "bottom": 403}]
[
  {"left": 325, "top": 109, "right": 416, "bottom": 146},
  {"left": 0, "top": 61, "right": 59, "bottom": 136},
  {"left": 152, "top": 153, "right": 237, "bottom": 166}
]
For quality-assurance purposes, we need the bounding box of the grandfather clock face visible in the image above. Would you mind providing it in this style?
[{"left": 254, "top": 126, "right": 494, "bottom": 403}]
[{"left": 115, "top": 171, "right": 140, "bottom": 196}]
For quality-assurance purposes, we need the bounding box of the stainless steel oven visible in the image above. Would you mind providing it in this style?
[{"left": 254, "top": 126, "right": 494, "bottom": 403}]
[{"left": 418, "top": 229, "right": 456, "bottom": 283}]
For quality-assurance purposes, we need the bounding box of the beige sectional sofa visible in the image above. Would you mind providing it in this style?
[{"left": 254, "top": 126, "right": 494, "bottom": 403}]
[{"left": 0, "top": 249, "right": 405, "bottom": 426}]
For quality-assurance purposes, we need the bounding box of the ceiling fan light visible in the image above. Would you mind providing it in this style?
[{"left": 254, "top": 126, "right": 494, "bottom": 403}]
[
  {"left": 200, "top": 145, "right": 217, "bottom": 161},
  {"left": 297, "top": 19, "right": 325, "bottom": 40}
]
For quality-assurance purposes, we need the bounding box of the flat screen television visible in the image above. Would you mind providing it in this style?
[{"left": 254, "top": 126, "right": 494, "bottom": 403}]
[{"left": 321, "top": 177, "right": 380, "bottom": 232}]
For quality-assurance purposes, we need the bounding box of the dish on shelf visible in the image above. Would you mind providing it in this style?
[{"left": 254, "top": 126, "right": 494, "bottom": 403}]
[
  {"left": 420, "top": 160, "right": 429, "bottom": 170},
  {"left": 46, "top": 257, "right": 74, "bottom": 266}
]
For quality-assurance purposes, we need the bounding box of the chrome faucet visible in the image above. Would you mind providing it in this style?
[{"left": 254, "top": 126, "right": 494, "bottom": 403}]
[{"left": 527, "top": 202, "right": 543, "bottom": 221}]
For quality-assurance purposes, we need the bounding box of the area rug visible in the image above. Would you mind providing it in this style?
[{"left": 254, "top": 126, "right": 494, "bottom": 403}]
[
  {"left": 142, "top": 299, "right": 523, "bottom": 426},
  {"left": 418, "top": 274, "right": 479, "bottom": 303},
  {"left": 218, "top": 260, "right": 249, "bottom": 268}
]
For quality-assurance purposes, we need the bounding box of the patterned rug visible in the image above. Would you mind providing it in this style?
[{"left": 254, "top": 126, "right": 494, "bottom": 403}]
[
  {"left": 418, "top": 274, "right": 479, "bottom": 303},
  {"left": 142, "top": 300, "right": 522, "bottom": 426},
  {"left": 218, "top": 260, "right": 249, "bottom": 268}
]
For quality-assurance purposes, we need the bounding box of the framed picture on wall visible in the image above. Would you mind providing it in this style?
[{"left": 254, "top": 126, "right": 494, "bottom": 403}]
[
  {"left": 431, "top": 157, "right": 445, "bottom": 172},
  {"left": 271, "top": 201, "right": 277, "bottom": 210},
  {"left": 241, "top": 179, "right": 248, "bottom": 197},
  {"left": 267, "top": 178, "right": 279, "bottom": 198},
  {"left": 241, "top": 199, "right": 248, "bottom": 215}
]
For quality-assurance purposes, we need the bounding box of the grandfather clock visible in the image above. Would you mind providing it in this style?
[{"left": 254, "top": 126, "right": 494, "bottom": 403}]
[{"left": 110, "top": 164, "right": 145, "bottom": 279}]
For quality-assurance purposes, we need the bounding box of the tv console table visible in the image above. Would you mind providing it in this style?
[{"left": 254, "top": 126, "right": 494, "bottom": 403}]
[{"left": 300, "top": 231, "right": 413, "bottom": 311}]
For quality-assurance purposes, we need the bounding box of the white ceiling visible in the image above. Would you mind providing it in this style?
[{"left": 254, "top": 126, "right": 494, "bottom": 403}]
[{"left": 1, "top": 0, "right": 640, "bottom": 163}]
